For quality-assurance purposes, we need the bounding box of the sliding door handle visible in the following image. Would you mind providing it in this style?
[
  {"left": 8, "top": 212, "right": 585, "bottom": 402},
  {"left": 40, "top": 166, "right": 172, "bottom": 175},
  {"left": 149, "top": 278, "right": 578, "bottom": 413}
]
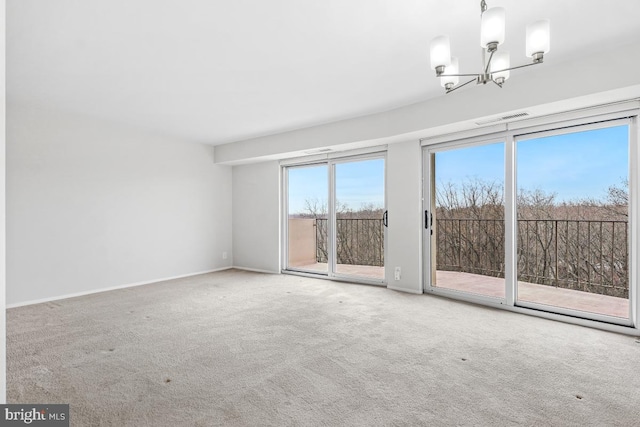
[
  {"left": 425, "top": 210, "right": 433, "bottom": 235},
  {"left": 382, "top": 210, "right": 388, "bottom": 227}
]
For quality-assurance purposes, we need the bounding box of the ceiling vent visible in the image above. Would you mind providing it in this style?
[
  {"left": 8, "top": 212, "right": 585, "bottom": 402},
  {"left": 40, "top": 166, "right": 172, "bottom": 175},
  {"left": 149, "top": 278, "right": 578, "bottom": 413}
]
[{"left": 475, "top": 112, "right": 530, "bottom": 126}]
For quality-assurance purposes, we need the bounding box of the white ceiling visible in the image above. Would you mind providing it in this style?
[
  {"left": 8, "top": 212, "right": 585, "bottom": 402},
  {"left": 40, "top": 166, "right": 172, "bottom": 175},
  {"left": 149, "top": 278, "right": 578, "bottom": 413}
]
[{"left": 7, "top": 0, "right": 640, "bottom": 145}]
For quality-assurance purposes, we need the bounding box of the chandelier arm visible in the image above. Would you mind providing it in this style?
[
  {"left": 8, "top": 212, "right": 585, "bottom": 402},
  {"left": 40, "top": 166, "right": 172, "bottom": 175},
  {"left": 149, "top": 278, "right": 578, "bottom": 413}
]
[
  {"left": 439, "top": 73, "right": 483, "bottom": 78},
  {"left": 491, "top": 61, "right": 542, "bottom": 74},
  {"left": 484, "top": 50, "right": 495, "bottom": 75},
  {"left": 445, "top": 77, "right": 477, "bottom": 94}
]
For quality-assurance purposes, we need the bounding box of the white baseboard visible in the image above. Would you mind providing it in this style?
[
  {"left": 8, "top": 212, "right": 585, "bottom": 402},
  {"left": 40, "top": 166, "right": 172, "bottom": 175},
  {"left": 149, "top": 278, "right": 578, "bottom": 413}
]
[
  {"left": 232, "top": 266, "right": 280, "bottom": 274},
  {"left": 387, "top": 285, "right": 423, "bottom": 295},
  {"left": 6, "top": 267, "right": 233, "bottom": 309}
]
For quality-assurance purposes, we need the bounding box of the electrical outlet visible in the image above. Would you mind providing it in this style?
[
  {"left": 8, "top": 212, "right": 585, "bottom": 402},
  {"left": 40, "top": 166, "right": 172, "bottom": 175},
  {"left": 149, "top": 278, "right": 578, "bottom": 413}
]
[
  {"left": 394, "top": 267, "right": 401, "bottom": 281},
  {"left": 222, "top": 252, "right": 228, "bottom": 260}
]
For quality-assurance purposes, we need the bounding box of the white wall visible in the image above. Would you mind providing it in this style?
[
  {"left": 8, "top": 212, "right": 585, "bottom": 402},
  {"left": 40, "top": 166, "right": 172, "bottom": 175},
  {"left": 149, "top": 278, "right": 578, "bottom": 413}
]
[
  {"left": 232, "top": 161, "right": 280, "bottom": 273},
  {"left": 6, "top": 104, "right": 233, "bottom": 306},
  {"left": 385, "top": 141, "right": 423, "bottom": 293},
  {"left": 1, "top": 0, "right": 7, "bottom": 403}
]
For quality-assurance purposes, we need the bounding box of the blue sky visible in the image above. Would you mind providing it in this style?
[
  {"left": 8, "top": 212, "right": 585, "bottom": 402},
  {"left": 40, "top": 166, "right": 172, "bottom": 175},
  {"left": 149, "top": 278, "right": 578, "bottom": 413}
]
[
  {"left": 436, "top": 125, "right": 628, "bottom": 203},
  {"left": 288, "top": 165, "right": 328, "bottom": 214},
  {"left": 517, "top": 125, "right": 628, "bottom": 201},
  {"left": 436, "top": 142, "right": 505, "bottom": 185},
  {"left": 288, "top": 159, "right": 384, "bottom": 214}
]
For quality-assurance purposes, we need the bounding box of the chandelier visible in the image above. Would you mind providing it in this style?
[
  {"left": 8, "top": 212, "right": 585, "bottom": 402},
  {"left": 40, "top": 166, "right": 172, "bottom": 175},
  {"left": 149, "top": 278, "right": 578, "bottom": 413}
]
[{"left": 429, "top": 0, "right": 550, "bottom": 93}]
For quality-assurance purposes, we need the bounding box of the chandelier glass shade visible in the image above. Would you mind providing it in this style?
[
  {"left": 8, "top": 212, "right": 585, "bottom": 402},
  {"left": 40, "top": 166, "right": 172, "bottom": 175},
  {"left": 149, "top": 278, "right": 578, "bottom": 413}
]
[
  {"left": 430, "top": 1, "right": 550, "bottom": 93},
  {"left": 480, "top": 7, "right": 505, "bottom": 49}
]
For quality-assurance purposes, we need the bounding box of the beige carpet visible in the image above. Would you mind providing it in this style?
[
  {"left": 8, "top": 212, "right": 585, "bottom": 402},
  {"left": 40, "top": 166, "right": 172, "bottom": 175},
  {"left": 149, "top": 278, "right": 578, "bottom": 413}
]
[{"left": 7, "top": 269, "right": 640, "bottom": 426}]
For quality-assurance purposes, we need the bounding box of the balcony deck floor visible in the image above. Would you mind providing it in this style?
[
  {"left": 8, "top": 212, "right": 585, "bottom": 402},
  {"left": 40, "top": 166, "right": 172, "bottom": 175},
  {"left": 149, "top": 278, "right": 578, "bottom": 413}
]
[
  {"left": 289, "top": 263, "right": 628, "bottom": 319},
  {"left": 436, "top": 270, "right": 628, "bottom": 319}
]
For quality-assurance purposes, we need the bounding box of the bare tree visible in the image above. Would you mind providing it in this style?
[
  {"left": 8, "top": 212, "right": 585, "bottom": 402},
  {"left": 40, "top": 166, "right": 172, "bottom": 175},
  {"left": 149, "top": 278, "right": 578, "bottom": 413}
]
[
  {"left": 298, "top": 179, "right": 629, "bottom": 298},
  {"left": 436, "top": 179, "right": 505, "bottom": 277},
  {"left": 435, "top": 179, "right": 628, "bottom": 298},
  {"left": 302, "top": 199, "right": 385, "bottom": 267}
]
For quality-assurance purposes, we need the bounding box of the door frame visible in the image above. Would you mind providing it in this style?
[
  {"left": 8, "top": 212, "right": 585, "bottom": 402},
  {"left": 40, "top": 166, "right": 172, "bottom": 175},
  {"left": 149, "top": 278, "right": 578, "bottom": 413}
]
[
  {"left": 512, "top": 117, "right": 634, "bottom": 326},
  {"left": 282, "top": 161, "right": 329, "bottom": 277},
  {"left": 421, "top": 109, "right": 639, "bottom": 328},
  {"left": 422, "top": 134, "right": 510, "bottom": 307},
  {"left": 282, "top": 151, "right": 388, "bottom": 286}
]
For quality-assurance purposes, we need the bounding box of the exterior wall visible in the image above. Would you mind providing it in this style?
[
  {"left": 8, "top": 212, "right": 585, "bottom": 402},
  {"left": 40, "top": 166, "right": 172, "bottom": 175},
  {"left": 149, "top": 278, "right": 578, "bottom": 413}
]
[{"left": 287, "top": 219, "right": 317, "bottom": 267}]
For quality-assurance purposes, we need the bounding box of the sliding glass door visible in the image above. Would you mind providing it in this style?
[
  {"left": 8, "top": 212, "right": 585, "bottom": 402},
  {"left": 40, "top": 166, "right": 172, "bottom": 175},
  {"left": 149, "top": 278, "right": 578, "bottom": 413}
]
[
  {"left": 334, "top": 158, "right": 385, "bottom": 280},
  {"left": 515, "top": 123, "right": 630, "bottom": 321},
  {"left": 286, "top": 164, "right": 329, "bottom": 274},
  {"left": 423, "top": 114, "right": 635, "bottom": 326},
  {"left": 425, "top": 140, "right": 506, "bottom": 300},
  {"left": 284, "top": 155, "right": 386, "bottom": 283}
]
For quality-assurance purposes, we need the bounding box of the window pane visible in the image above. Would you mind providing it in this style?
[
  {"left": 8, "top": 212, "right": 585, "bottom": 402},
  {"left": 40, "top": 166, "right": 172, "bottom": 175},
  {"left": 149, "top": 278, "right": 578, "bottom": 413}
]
[
  {"left": 334, "top": 158, "right": 385, "bottom": 280},
  {"left": 432, "top": 142, "right": 505, "bottom": 299},
  {"left": 287, "top": 165, "right": 328, "bottom": 274},
  {"left": 516, "top": 125, "right": 629, "bottom": 319}
]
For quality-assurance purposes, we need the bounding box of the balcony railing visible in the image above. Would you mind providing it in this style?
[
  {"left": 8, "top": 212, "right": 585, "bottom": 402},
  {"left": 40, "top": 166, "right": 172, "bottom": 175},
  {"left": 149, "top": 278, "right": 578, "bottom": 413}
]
[
  {"left": 436, "top": 218, "right": 629, "bottom": 298},
  {"left": 315, "top": 219, "right": 384, "bottom": 267},
  {"left": 436, "top": 218, "right": 505, "bottom": 278},
  {"left": 304, "top": 216, "right": 628, "bottom": 299}
]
